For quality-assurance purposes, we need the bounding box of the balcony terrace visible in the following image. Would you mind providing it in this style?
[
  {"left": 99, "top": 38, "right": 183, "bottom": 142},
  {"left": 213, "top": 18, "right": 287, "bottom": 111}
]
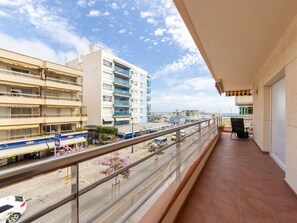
[
  {"left": 176, "top": 133, "right": 297, "bottom": 223},
  {"left": 0, "top": 118, "right": 296, "bottom": 222},
  {"left": 113, "top": 111, "right": 131, "bottom": 117},
  {"left": 114, "top": 100, "right": 130, "bottom": 107},
  {"left": 113, "top": 66, "right": 131, "bottom": 79},
  {"left": 45, "top": 77, "right": 82, "bottom": 92},
  {"left": 0, "top": 68, "right": 44, "bottom": 86},
  {"left": 113, "top": 78, "right": 130, "bottom": 88},
  {"left": 113, "top": 89, "right": 131, "bottom": 98}
]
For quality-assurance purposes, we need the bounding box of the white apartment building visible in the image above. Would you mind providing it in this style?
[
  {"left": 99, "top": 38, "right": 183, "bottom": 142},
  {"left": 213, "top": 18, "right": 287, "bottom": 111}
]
[
  {"left": 0, "top": 49, "right": 87, "bottom": 166},
  {"left": 67, "top": 45, "right": 151, "bottom": 127}
]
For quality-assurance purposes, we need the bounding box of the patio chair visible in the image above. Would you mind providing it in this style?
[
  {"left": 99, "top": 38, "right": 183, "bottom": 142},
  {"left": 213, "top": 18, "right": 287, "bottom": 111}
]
[{"left": 230, "top": 118, "right": 249, "bottom": 140}]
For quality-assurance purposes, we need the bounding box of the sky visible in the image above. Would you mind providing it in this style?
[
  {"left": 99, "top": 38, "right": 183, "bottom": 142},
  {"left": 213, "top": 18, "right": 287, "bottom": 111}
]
[{"left": 0, "top": 0, "right": 238, "bottom": 114}]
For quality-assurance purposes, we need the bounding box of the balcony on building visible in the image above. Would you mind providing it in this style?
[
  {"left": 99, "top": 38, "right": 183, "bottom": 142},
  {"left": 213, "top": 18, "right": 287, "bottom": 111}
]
[
  {"left": 113, "top": 62, "right": 131, "bottom": 79},
  {"left": 0, "top": 88, "right": 44, "bottom": 105},
  {"left": 147, "top": 87, "right": 151, "bottom": 94},
  {"left": 113, "top": 77, "right": 131, "bottom": 88},
  {"left": 147, "top": 95, "right": 151, "bottom": 101},
  {"left": 114, "top": 87, "right": 131, "bottom": 98},
  {"left": 113, "top": 111, "right": 131, "bottom": 118},
  {"left": 147, "top": 79, "right": 151, "bottom": 86},
  {"left": 114, "top": 99, "right": 130, "bottom": 107},
  {"left": 44, "top": 92, "right": 82, "bottom": 107}
]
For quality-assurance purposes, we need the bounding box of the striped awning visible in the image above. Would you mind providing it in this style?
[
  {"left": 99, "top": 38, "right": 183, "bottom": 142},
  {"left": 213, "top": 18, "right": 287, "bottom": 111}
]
[
  {"left": 0, "top": 125, "right": 39, "bottom": 130},
  {"left": 225, "top": 90, "right": 251, "bottom": 97},
  {"left": 0, "top": 57, "right": 40, "bottom": 70},
  {"left": 0, "top": 142, "right": 55, "bottom": 159}
]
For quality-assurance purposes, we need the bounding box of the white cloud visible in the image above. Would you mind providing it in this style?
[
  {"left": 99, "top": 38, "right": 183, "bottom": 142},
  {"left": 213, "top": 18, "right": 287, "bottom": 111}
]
[
  {"left": 123, "top": 10, "right": 129, "bottom": 16},
  {"left": 110, "top": 2, "right": 119, "bottom": 9},
  {"left": 154, "top": 28, "right": 166, "bottom": 36},
  {"left": 0, "top": 10, "right": 7, "bottom": 17},
  {"left": 137, "top": 0, "right": 196, "bottom": 51},
  {"left": 118, "top": 29, "right": 127, "bottom": 34},
  {"left": 152, "top": 49, "right": 207, "bottom": 79},
  {"left": 77, "top": 0, "right": 96, "bottom": 7},
  {"left": 144, "top": 38, "right": 150, "bottom": 43},
  {"left": 161, "top": 37, "right": 170, "bottom": 42},
  {"left": 166, "top": 76, "right": 214, "bottom": 92},
  {"left": 9, "top": 1, "right": 91, "bottom": 52},
  {"left": 147, "top": 18, "right": 156, "bottom": 24},
  {"left": 77, "top": 0, "right": 87, "bottom": 7},
  {"left": 87, "top": 10, "right": 109, "bottom": 17},
  {"left": 153, "top": 42, "right": 158, "bottom": 45},
  {"left": 88, "top": 10, "right": 100, "bottom": 17},
  {"left": 151, "top": 90, "right": 237, "bottom": 113},
  {"left": 0, "top": 32, "right": 76, "bottom": 63},
  {"left": 140, "top": 11, "right": 155, "bottom": 18},
  {"left": 0, "top": 0, "right": 114, "bottom": 58},
  {"left": 139, "top": 36, "right": 145, "bottom": 40}
]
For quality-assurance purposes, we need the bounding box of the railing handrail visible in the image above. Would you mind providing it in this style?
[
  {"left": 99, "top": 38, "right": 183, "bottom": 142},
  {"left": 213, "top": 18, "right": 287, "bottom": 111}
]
[
  {"left": 44, "top": 95, "right": 80, "bottom": 101},
  {"left": 46, "top": 77, "right": 82, "bottom": 86},
  {"left": 0, "top": 114, "right": 87, "bottom": 118},
  {"left": 0, "top": 118, "right": 216, "bottom": 188},
  {"left": 0, "top": 68, "right": 40, "bottom": 79},
  {"left": 0, "top": 91, "right": 41, "bottom": 98}
]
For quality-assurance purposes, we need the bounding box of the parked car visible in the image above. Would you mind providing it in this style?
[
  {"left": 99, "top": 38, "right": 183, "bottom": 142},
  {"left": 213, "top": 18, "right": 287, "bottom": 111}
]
[
  {"left": 148, "top": 137, "right": 168, "bottom": 153},
  {"left": 171, "top": 130, "right": 186, "bottom": 140},
  {"left": 0, "top": 196, "right": 27, "bottom": 223}
]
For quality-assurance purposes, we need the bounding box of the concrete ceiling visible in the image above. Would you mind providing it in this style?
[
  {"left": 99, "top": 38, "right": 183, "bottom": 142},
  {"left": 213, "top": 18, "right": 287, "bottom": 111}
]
[{"left": 174, "top": 0, "right": 297, "bottom": 91}]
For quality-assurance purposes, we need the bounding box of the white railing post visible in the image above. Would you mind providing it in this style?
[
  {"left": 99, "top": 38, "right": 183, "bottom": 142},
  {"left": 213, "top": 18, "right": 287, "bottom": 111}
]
[
  {"left": 71, "top": 164, "right": 79, "bottom": 223},
  {"left": 176, "top": 130, "right": 181, "bottom": 183}
]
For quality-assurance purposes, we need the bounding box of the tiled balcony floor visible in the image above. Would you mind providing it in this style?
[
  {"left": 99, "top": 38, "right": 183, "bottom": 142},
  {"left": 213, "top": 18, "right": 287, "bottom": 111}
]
[{"left": 176, "top": 133, "right": 297, "bottom": 223}]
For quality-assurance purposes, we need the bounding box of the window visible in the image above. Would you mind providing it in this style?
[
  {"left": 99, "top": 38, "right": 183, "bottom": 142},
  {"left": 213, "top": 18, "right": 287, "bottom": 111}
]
[
  {"left": 103, "top": 120, "right": 112, "bottom": 125},
  {"left": 0, "top": 205, "right": 13, "bottom": 213},
  {"left": 103, "top": 59, "right": 112, "bottom": 68},
  {"left": 11, "top": 67, "right": 30, "bottom": 74},
  {"left": 103, "top": 95, "right": 112, "bottom": 102},
  {"left": 103, "top": 83, "right": 112, "bottom": 90}
]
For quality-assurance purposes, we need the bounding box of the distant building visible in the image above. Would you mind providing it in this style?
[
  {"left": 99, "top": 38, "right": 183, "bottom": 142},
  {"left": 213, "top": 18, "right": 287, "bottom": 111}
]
[
  {"left": 67, "top": 45, "right": 151, "bottom": 127},
  {"left": 170, "top": 116, "right": 187, "bottom": 125},
  {"left": 0, "top": 49, "right": 88, "bottom": 166},
  {"left": 235, "top": 96, "right": 253, "bottom": 115}
]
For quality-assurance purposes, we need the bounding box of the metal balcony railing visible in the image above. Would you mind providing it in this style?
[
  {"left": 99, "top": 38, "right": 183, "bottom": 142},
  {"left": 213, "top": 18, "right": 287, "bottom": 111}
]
[
  {"left": 114, "top": 100, "right": 130, "bottom": 106},
  {"left": 0, "top": 91, "right": 41, "bottom": 98},
  {"left": 113, "top": 111, "right": 131, "bottom": 116},
  {"left": 44, "top": 95, "right": 81, "bottom": 101},
  {"left": 114, "top": 78, "right": 130, "bottom": 87},
  {"left": 114, "top": 66, "right": 131, "bottom": 77},
  {"left": 147, "top": 96, "right": 151, "bottom": 101},
  {"left": 0, "top": 117, "right": 221, "bottom": 223},
  {"left": 46, "top": 77, "right": 82, "bottom": 86},
  {"left": 114, "top": 89, "right": 131, "bottom": 97},
  {"left": 0, "top": 114, "right": 41, "bottom": 118},
  {"left": 0, "top": 68, "right": 40, "bottom": 79}
]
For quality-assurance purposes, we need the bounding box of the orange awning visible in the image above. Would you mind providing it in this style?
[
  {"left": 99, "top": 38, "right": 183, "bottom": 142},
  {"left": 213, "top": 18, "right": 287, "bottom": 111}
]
[{"left": 225, "top": 90, "right": 251, "bottom": 97}]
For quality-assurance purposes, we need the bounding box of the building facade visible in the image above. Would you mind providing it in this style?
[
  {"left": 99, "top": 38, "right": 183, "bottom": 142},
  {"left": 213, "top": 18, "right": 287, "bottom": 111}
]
[
  {"left": 235, "top": 96, "right": 253, "bottom": 115},
  {"left": 0, "top": 49, "right": 87, "bottom": 165},
  {"left": 67, "top": 45, "right": 150, "bottom": 127}
]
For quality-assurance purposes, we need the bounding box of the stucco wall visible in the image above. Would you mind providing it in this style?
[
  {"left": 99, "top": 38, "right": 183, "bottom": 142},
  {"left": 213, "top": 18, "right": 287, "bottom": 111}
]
[{"left": 253, "top": 14, "right": 297, "bottom": 193}]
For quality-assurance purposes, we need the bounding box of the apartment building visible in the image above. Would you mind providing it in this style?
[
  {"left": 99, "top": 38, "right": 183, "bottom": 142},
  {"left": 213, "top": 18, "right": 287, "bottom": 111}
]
[
  {"left": 0, "top": 49, "right": 87, "bottom": 165},
  {"left": 235, "top": 96, "right": 253, "bottom": 115},
  {"left": 67, "top": 45, "right": 150, "bottom": 126}
]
